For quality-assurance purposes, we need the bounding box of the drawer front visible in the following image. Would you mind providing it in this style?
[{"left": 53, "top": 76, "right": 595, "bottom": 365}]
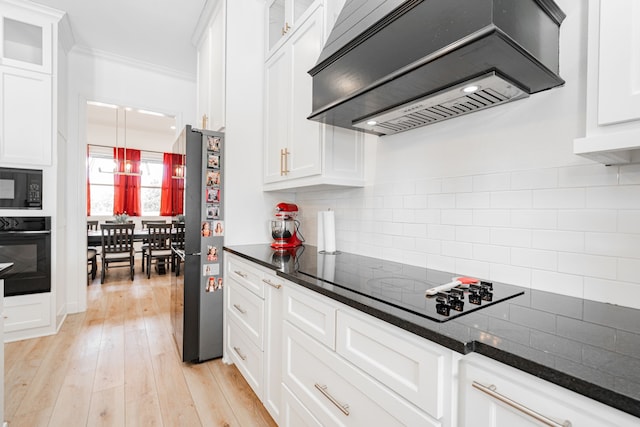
[
  {"left": 336, "top": 310, "right": 447, "bottom": 419},
  {"left": 281, "top": 384, "right": 323, "bottom": 427},
  {"left": 227, "top": 280, "right": 265, "bottom": 349},
  {"left": 283, "top": 322, "right": 440, "bottom": 427},
  {"left": 227, "top": 318, "right": 263, "bottom": 398},
  {"left": 284, "top": 285, "right": 336, "bottom": 349},
  {"left": 227, "top": 255, "right": 265, "bottom": 298}
]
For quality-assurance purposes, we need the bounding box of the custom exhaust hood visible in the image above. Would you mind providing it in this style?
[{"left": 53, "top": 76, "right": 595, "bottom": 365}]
[{"left": 307, "top": 0, "right": 566, "bottom": 136}]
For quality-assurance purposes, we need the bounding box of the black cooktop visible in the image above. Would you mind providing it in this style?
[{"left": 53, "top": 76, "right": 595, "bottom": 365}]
[{"left": 269, "top": 246, "right": 523, "bottom": 322}]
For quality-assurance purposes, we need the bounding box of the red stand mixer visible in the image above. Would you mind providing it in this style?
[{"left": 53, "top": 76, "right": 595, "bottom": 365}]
[{"left": 270, "top": 202, "right": 304, "bottom": 250}]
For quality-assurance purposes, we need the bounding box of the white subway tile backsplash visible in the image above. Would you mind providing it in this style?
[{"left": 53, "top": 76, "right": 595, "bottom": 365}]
[
  {"left": 415, "top": 209, "right": 441, "bottom": 224},
  {"left": 456, "top": 226, "right": 491, "bottom": 244},
  {"left": 416, "top": 238, "right": 441, "bottom": 254},
  {"left": 392, "top": 181, "right": 416, "bottom": 195},
  {"left": 618, "top": 211, "right": 640, "bottom": 233},
  {"left": 531, "top": 270, "right": 584, "bottom": 298},
  {"left": 442, "top": 209, "right": 473, "bottom": 225},
  {"left": 427, "top": 254, "right": 456, "bottom": 273},
  {"left": 392, "top": 209, "right": 415, "bottom": 223},
  {"left": 442, "top": 176, "right": 472, "bottom": 193},
  {"left": 558, "top": 252, "right": 617, "bottom": 280},
  {"left": 557, "top": 209, "right": 617, "bottom": 232},
  {"left": 619, "top": 164, "right": 640, "bottom": 185},
  {"left": 491, "top": 190, "right": 532, "bottom": 209},
  {"left": 300, "top": 164, "right": 640, "bottom": 309},
  {"left": 474, "top": 209, "right": 511, "bottom": 227},
  {"left": 585, "top": 232, "right": 640, "bottom": 259},
  {"left": 473, "top": 244, "right": 510, "bottom": 264},
  {"left": 491, "top": 227, "right": 532, "bottom": 248},
  {"left": 511, "top": 210, "right": 557, "bottom": 229},
  {"left": 558, "top": 164, "right": 619, "bottom": 187},
  {"left": 533, "top": 188, "right": 585, "bottom": 209},
  {"left": 427, "top": 224, "right": 456, "bottom": 240},
  {"left": 511, "top": 248, "right": 558, "bottom": 271},
  {"left": 454, "top": 259, "right": 490, "bottom": 279},
  {"left": 403, "top": 223, "right": 427, "bottom": 238},
  {"left": 404, "top": 194, "right": 428, "bottom": 209},
  {"left": 417, "top": 178, "right": 442, "bottom": 194},
  {"left": 490, "top": 264, "right": 531, "bottom": 287},
  {"left": 428, "top": 193, "right": 456, "bottom": 209},
  {"left": 456, "top": 192, "right": 491, "bottom": 208},
  {"left": 619, "top": 258, "right": 640, "bottom": 283},
  {"left": 584, "top": 277, "right": 640, "bottom": 309},
  {"left": 473, "top": 173, "right": 511, "bottom": 192},
  {"left": 587, "top": 186, "right": 640, "bottom": 209},
  {"left": 511, "top": 168, "right": 558, "bottom": 190},
  {"left": 442, "top": 241, "right": 473, "bottom": 259},
  {"left": 532, "top": 230, "right": 585, "bottom": 252}
]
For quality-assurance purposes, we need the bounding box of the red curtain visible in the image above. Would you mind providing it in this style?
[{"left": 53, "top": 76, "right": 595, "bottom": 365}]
[
  {"left": 160, "top": 152, "right": 184, "bottom": 216},
  {"left": 113, "top": 148, "right": 141, "bottom": 216},
  {"left": 86, "top": 145, "right": 91, "bottom": 215}
]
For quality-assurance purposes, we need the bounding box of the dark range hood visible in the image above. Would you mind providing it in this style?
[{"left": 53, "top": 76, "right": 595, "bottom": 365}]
[{"left": 307, "top": 0, "right": 566, "bottom": 136}]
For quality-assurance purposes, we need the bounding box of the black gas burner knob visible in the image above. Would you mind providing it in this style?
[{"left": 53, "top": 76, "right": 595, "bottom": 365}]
[
  {"left": 480, "top": 281, "right": 493, "bottom": 291},
  {"left": 450, "top": 288, "right": 464, "bottom": 299},
  {"left": 468, "top": 286, "right": 482, "bottom": 305},
  {"left": 436, "top": 302, "right": 451, "bottom": 316}
]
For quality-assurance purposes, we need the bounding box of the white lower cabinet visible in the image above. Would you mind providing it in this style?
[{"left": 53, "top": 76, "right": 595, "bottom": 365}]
[
  {"left": 283, "top": 321, "right": 439, "bottom": 427},
  {"left": 224, "top": 253, "right": 285, "bottom": 424},
  {"left": 282, "top": 284, "right": 448, "bottom": 427},
  {"left": 458, "top": 353, "right": 639, "bottom": 427}
]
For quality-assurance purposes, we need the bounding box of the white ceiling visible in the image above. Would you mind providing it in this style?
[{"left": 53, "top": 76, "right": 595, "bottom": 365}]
[{"left": 30, "top": 0, "right": 209, "bottom": 77}]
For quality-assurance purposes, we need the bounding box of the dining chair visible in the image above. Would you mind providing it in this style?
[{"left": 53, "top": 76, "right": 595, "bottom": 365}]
[
  {"left": 141, "top": 220, "right": 168, "bottom": 272},
  {"left": 87, "top": 220, "right": 99, "bottom": 283},
  {"left": 145, "top": 223, "right": 173, "bottom": 278},
  {"left": 171, "top": 222, "right": 186, "bottom": 272},
  {"left": 100, "top": 223, "right": 135, "bottom": 283}
]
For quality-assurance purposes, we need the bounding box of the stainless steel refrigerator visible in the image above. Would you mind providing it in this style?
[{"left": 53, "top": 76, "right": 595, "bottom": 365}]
[{"left": 171, "top": 125, "right": 224, "bottom": 363}]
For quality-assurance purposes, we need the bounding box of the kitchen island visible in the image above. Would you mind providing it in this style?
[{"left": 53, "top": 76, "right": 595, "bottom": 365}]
[{"left": 224, "top": 244, "right": 640, "bottom": 423}]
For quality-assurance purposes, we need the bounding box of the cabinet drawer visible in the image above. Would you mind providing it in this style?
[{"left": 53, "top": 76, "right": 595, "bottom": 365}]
[
  {"left": 281, "top": 383, "right": 323, "bottom": 427},
  {"left": 283, "top": 322, "right": 439, "bottom": 427},
  {"left": 227, "top": 255, "right": 264, "bottom": 298},
  {"left": 227, "top": 280, "right": 265, "bottom": 349},
  {"left": 284, "top": 285, "right": 336, "bottom": 349},
  {"left": 227, "top": 318, "right": 263, "bottom": 398},
  {"left": 336, "top": 310, "right": 447, "bottom": 419}
]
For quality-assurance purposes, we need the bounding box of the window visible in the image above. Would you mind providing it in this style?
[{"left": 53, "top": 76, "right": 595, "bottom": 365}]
[{"left": 88, "top": 145, "right": 165, "bottom": 216}]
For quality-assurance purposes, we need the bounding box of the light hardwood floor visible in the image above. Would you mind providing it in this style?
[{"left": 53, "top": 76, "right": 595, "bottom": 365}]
[{"left": 4, "top": 265, "right": 277, "bottom": 427}]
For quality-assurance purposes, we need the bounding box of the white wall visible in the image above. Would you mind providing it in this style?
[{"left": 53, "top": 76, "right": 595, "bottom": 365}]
[
  {"left": 294, "top": 0, "right": 640, "bottom": 310},
  {"left": 65, "top": 49, "right": 197, "bottom": 313},
  {"left": 224, "top": 0, "right": 283, "bottom": 245}
]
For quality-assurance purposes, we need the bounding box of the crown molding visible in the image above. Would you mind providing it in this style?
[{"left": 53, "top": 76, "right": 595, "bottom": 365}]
[
  {"left": 192, "top": 0, "right": 225, "bottom": 46},
  {"left": 71, "top": 45, "right": 196, "bottom": 82}
]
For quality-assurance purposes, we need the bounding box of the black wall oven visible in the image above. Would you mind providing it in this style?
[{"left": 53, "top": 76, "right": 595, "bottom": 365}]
[{"left": 0, "top": 217, "right": 51, "bottom": 296}]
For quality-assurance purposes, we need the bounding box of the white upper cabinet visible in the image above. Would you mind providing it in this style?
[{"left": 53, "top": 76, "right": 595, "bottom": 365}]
[
  {"left": 195, "top": 0, "right": 226, "bottom": 131},
  {"left": 1, "top": 3, "right": 53, "bottom": 73},
  {"left": 574, "top": 0, "right": 640, "bottom": 165},
  {"left": 263, "top": 0, "right": 365, "bottom": 191},
  {"left": 0, "top": 0, "right": 62, "bottom": 167},
  {"left": 267, "top": 0, "right": 317, "bottom": 57}
]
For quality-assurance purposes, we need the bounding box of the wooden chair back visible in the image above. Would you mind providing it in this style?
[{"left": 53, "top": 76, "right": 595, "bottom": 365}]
[
  {"left": 87, "top": 220, "right": 99, "bottom": 230},
  {"left": 100, "top": 223, "right": 135, "bottom": 255}
]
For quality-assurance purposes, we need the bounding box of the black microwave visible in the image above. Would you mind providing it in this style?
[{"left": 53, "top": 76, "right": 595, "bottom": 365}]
[{"left": 0, "top": 167, "right": 42, "bottom": 209}]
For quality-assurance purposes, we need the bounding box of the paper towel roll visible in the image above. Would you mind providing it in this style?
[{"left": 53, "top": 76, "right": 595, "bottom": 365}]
[
  {"left": 323, "top": 210, "right": 336, "bottom": 253},
  {"left": 317, "top": 210, "right": 336, "bottom": 253}
]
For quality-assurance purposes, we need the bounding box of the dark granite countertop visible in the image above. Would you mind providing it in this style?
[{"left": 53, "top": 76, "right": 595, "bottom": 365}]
[{"left": 224, "top": 244, "right": 640, "bottom": 419}]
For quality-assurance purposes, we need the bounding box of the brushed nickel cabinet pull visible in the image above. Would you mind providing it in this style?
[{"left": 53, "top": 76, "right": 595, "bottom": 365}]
[
  {"left": 472, "top": 381, "right": 571, "bottom": 427},
  {"left": 233, "top": 346, "right": 247, "bottom": 361},
  {"left": 314, "top": 383, "right": 350, "bottom": 416},
  {"left": 262, "top": 279, "right": 282, "bottom": 289},
  {"left": 233, "top": 270, "right": 247, "bottom": 278},
  {"left": 233, "top": 304, "right": 247, "bottom": 314},
  {"left": 280, "top": 148, "right": 290, "bottom": 176}
]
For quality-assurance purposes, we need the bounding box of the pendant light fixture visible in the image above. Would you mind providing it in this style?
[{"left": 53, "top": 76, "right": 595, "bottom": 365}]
[{"left": 99, "top": 106, "right": 142, "bottom": 176}]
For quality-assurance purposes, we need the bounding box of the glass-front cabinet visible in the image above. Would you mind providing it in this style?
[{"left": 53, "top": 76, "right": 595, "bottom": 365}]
[
  {"left": 0, "top": 6, "right": 53, "bottom": 73},
  {"left": 266, "top": 0, "right": 316, "bottom": 55}
]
